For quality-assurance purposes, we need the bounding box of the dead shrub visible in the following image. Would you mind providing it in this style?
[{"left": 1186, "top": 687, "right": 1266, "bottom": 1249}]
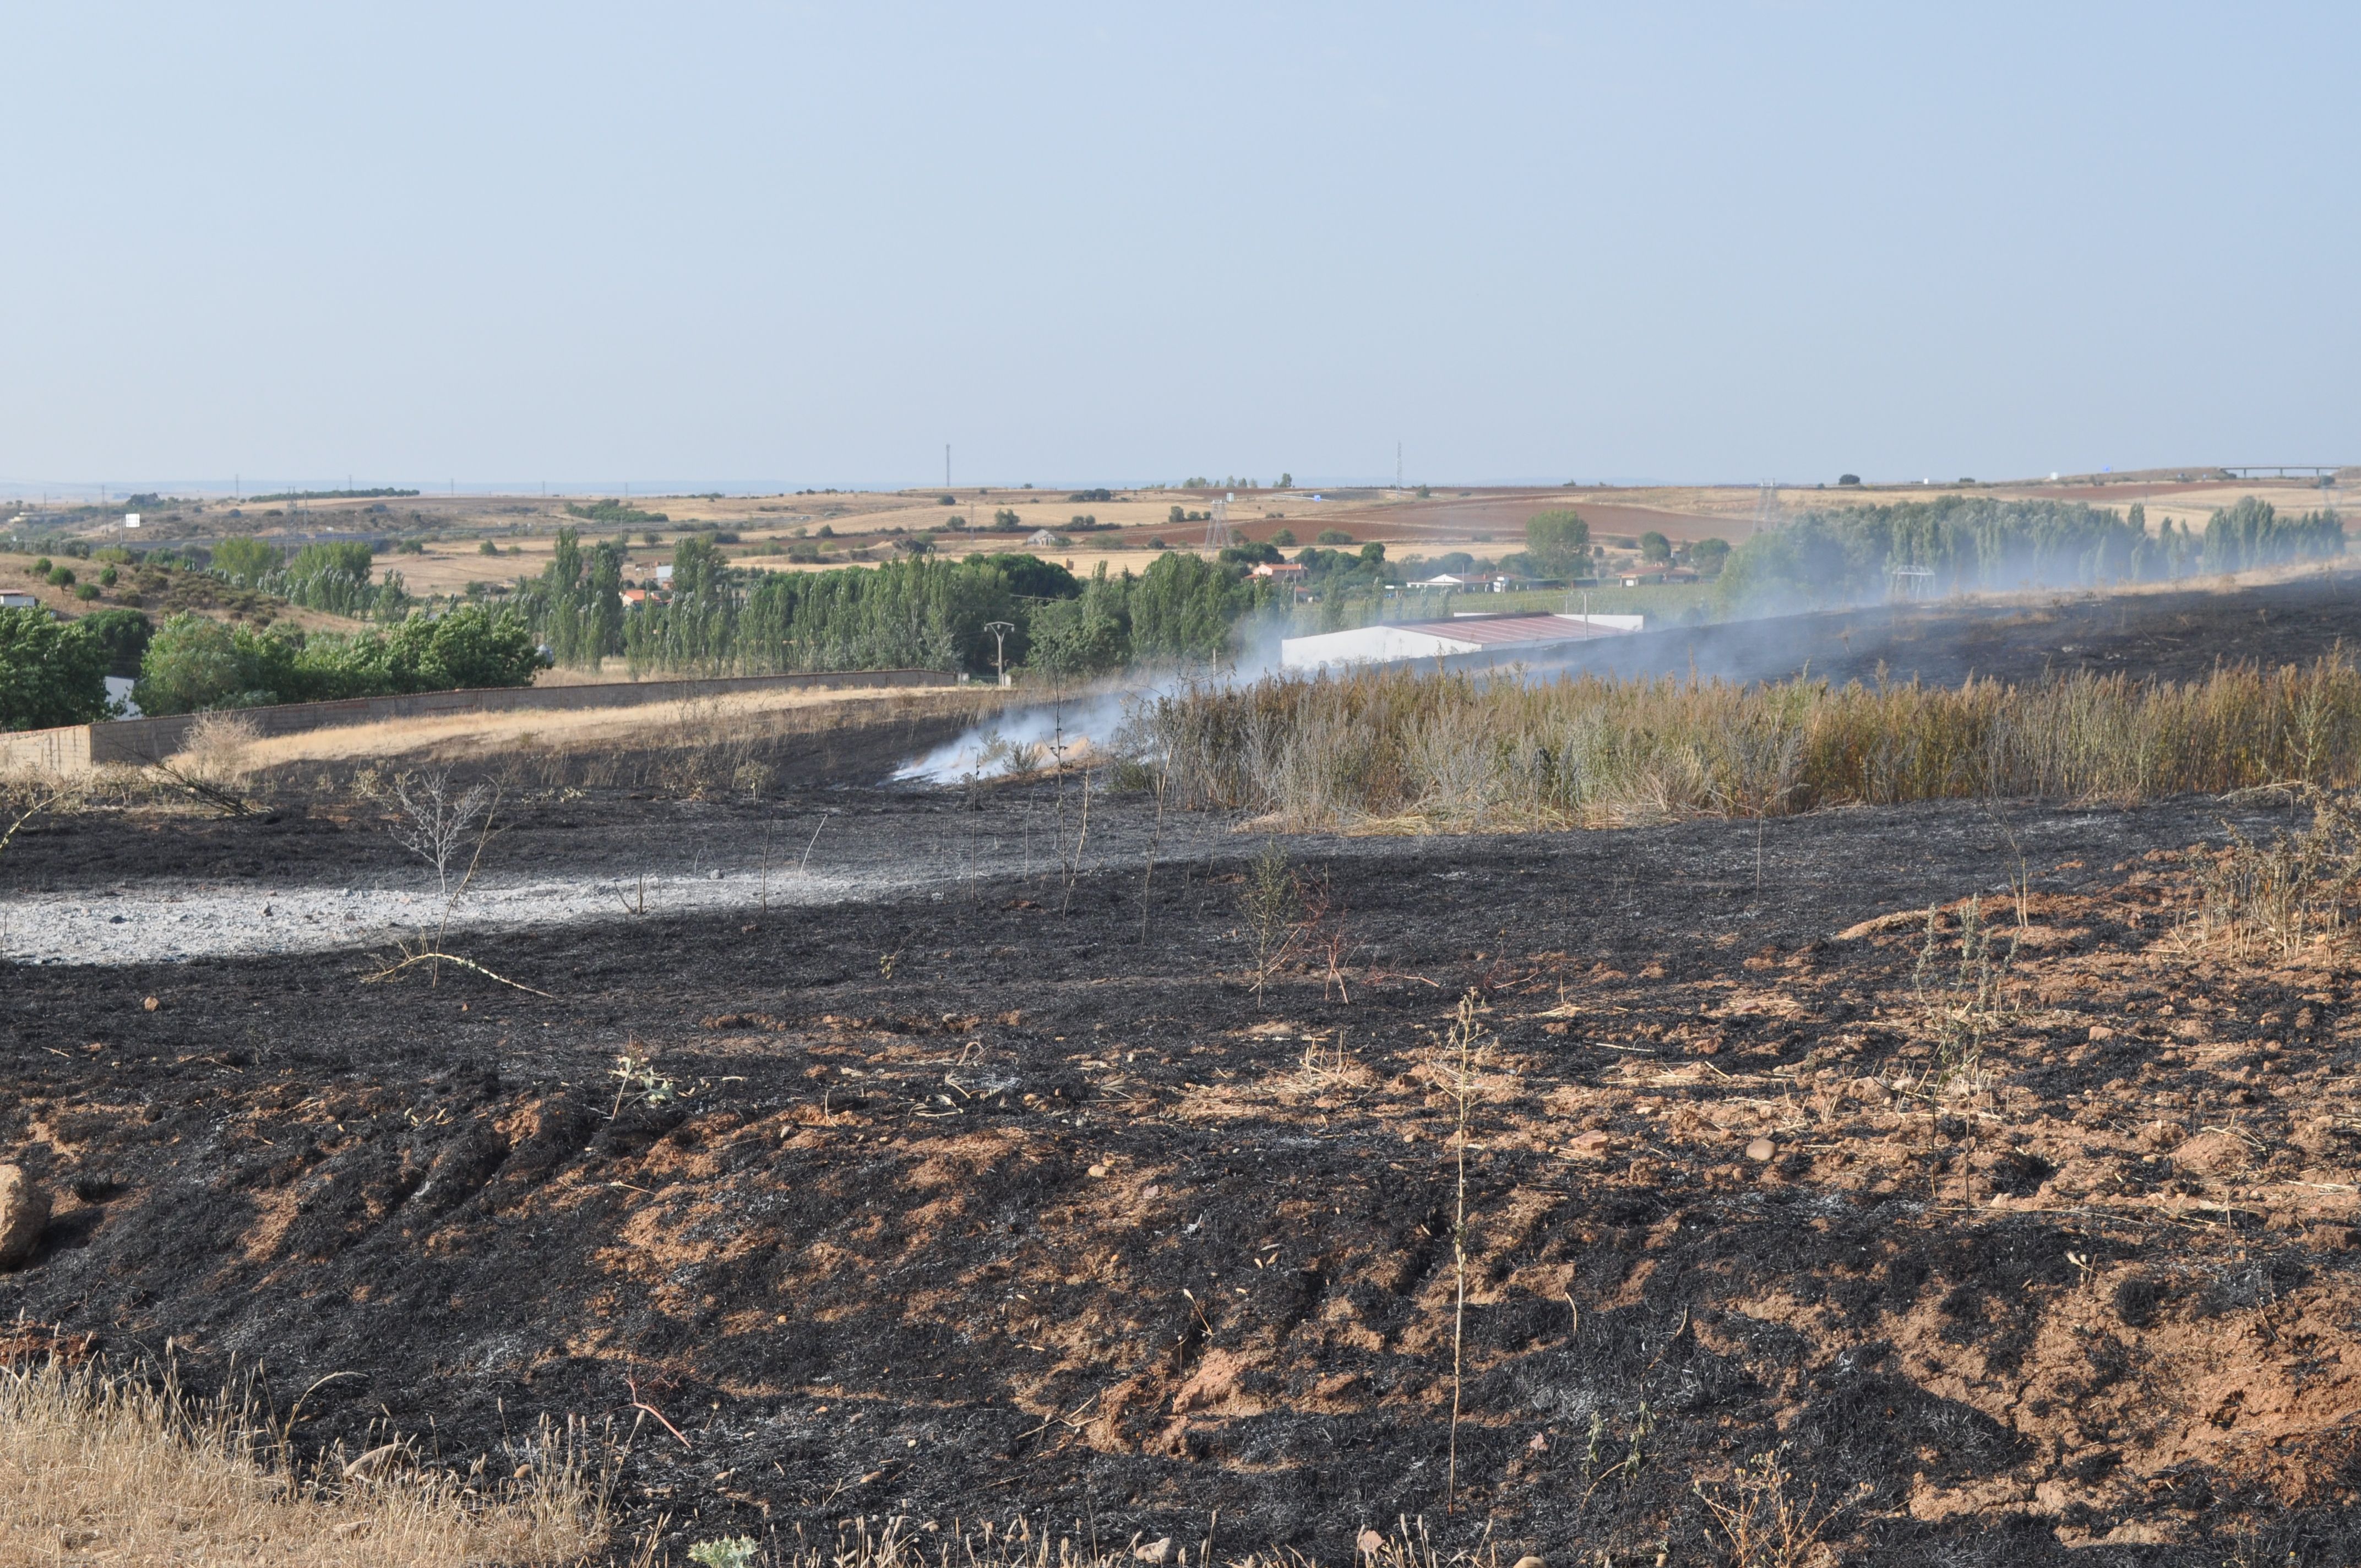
[
  {"left": 175, "top": 709, "right": 264, "bottom": 787},
  {"left": 1909, "top": 895, "right": 2014, "bottom": 1101},
  {"left": 148, "top": 710, "right": 268, "bottom": 816},
  {"left": 1692, "top": 1449, "right": 1842, "bottom": 1567},
  {"left": 1239, "top": 839, "right": 1302, "bottom": 1003}
]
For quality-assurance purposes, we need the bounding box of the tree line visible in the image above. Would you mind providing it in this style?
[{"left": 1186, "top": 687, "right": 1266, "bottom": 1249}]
[
  {"left": 515, "top": 529, "right": 1285, "bottom": 678},
  {"left": 0, "top": 602, "right": 542, "bottom": 727},
  {"left": 1716, "top": 494, "right": 2343, "bottom": 613},
  {"left": 209, "top": 538, "right": 415, "bottom": 620}
]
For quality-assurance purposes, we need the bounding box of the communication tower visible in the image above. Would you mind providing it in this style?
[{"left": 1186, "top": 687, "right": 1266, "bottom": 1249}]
[{"left": 1203, "top": 494, "right": 1231, "bottom": 551}]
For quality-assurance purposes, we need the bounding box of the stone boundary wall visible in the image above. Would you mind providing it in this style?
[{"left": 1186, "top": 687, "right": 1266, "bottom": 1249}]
[{"left": 1, "top": 668, "right": 960, "bottom": 774}]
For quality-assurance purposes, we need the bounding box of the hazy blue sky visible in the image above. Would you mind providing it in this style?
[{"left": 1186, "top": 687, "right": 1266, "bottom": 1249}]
[{"left": 4, "top": 4, "right": 2355, "bottom": 493}]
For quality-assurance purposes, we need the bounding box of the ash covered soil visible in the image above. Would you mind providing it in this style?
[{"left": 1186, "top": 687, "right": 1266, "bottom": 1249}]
[{"left": 9, "top": 780, "right": 2361, "bottom": 1564}]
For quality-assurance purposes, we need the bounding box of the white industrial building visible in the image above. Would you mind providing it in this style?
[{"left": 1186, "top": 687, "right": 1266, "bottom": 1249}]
[{"left": 1280, "top": 612, "right": 1644, "bottom": 671}]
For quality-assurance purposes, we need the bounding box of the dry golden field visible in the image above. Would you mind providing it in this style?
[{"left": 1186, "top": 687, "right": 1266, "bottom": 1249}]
[
  {"left": 216, "top": 684, "right": 1004, "bottom": 773},
  {"left": 12, "top": 473, "right": 2349, "bottom": 608}
]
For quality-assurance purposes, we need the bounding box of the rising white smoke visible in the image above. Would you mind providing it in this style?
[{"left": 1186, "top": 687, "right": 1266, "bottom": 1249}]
[{"left": 891, "top": 625, "right": 1292, "bottom": 785}]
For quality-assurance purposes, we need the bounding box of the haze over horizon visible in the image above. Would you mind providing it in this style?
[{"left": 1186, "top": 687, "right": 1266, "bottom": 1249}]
[{"left": 4, "top": 3, "right": 2355, "bottom": 492}]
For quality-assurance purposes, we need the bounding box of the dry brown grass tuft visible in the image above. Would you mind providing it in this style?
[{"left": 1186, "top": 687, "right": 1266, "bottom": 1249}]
[
  {"left": 0, "top": 1357, "right": 609, "bottom": 1566},
  {"left": 172, "top": 709, "right": 265, "bottom": 786}
]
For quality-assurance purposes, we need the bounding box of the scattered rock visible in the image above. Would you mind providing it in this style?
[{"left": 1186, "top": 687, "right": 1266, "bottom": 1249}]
[
  {"left": 1745, "top": 1137, "right": 1776, "bottom": 1162},
  {"left": 0, "top": 1166, "right": 50, "bottom": 1270},
  {"left": 1511, "top": 1557, "right": 1545, "bottom": 1568},
  {"left": 1354, "top": 1531, "right": 1384, "bottom": 1559},
  {"left": 2306, "top": 1222, "right": 2360, "bottom": 1253},
  {"left": 1835, "top": 909, "right": 1923, "bottom": 941},
  {"left": 1087, "top": 1163, "right": 1108, "bottom": 1178},
  {"left": 142, "top": 995, "right": 159, "bottom": 1011},
  {"left": 1136, "top": 1538, "right": 1173, "bottom": 1564},
  {"left": 2175, "top": 1131, "right": 2249, "bottom": 1175},
  {"left": 1566, "top": 1130, "right": 1613, "bottom": 1157}
]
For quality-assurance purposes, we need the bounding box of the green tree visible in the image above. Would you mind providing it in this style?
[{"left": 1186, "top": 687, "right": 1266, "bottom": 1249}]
[
  {"left": 398, "top": 605, "right": 544, "bottom": 689},
  {"left": 0, "top": 608, "right": 110, "bottom": 729},
  {"left": 286, "top": 541, "right": 373, "bottom": 580},
  {"left": 210, "top": 536, "right": 284, "bottom": 585},
  {"left": 1639, "top": 531, "right": 1671, "bottom": 563},
  {"left": 1027, "top": 564, "right": 1131, "bottom": 675},
  {"left": 1689, "top": 537, "right": 1732, "bottom": 576},
  {"left": 1525, "top": 509, "right": 1591, "bottom": 578},
  {"left": 132, "top": 615, "right": 257, "bottom": 714},
  {"left": 1130, "top": 552, "right": 1269, "bottom": 663},
  {"left": 975, "top": 553, "right": 1080, "bottom": 600}
]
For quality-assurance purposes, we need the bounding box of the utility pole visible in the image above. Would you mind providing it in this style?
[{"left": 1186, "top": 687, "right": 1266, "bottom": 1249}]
[{"left": 984, "top": 620, "right": 1014, "bottom": 688}]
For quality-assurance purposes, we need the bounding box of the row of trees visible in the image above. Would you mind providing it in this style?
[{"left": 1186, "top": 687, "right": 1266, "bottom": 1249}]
[
  {"left": 1716, "top": 494, "right": 2345, "bottom": 613},
  {"left": 1, "top": 600, "right": 540, "bottom": 728},
  {"left": 509, "top": 530, "right": 1286, "bottom": 678},
  {"left": 129, "top": 606, "right": 541, "bottom": 715},
  {"left": 210, "top": 537, "right": 414, "bottom": 620}
]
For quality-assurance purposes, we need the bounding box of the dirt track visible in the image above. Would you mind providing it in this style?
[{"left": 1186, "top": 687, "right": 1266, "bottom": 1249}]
[{"left": 8, "top": 777, "right": 2361, "bottom": 1565}]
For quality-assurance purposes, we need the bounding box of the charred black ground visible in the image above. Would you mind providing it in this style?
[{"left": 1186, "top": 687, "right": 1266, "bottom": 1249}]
[
  {"left": 8, "top": 782, "right": 2361, "bottom": 1565},
  {"left": 10, "top": 574, "right": 2361, "bottom": 1565},
  {"left": 1554, "top": 564, "right": 2361, "bottom": 688}
]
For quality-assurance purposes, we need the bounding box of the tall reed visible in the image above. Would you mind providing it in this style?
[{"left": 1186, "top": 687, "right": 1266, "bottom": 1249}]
[{"left": 1129, "top": 656, "right": 2361, "bottom": 831}]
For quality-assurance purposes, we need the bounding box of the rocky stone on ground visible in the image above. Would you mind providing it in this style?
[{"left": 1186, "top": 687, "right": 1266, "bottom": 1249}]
[{"left": 0, "top": 1165, "right": 50, "bottom": 1270}]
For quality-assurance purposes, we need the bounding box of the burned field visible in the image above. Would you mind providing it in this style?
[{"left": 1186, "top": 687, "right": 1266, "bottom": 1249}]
[
  {"left": 1559, "top": 564, "right": 2361, "bottom": 689},
  {"left": 8, "top": 771, "right": 2361, "bottom": 1565}
]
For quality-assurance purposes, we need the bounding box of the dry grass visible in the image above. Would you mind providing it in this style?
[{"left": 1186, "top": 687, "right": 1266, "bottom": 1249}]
[
  {"left": 170, "top": 709, "right": 264, "bottom": 786},
  {"left": 1691, "top": 1450, "right": 1843, "bottom": 1568},
  {"left": 0, "top": 1357, "right": 608, "bottom": 1566},
  {"left": 1136, "top": 655, "right": 2361, "bottom": 832},
  {"left": 2182, "top": 785, "right": 2361, "bottom": 956},
  {"left": 240, "top": 687, "right": 998, "bottom": 774}
]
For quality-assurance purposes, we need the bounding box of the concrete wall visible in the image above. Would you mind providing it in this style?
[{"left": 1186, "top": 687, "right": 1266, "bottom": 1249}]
[{"left": 1, "top": 668, "right": 959, "bottom": 774}]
